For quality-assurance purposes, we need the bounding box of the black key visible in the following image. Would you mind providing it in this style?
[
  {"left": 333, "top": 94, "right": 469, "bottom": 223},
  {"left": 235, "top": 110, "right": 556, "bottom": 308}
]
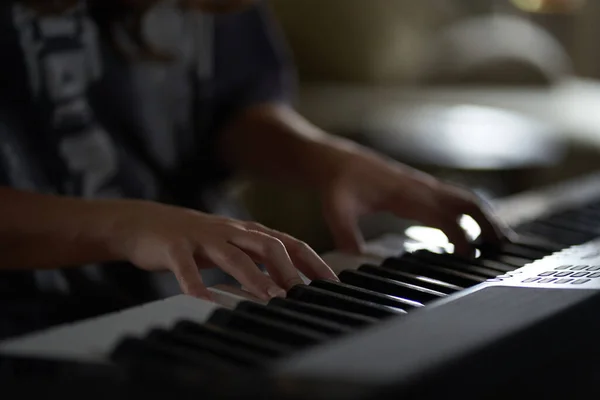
[
  {"left": 483, "top": 242, "right": 548, "bottom": 261},
  {"left": 484, "top": 254, "right": 533, "bottom": 269},
  {"left": 570, "top": 272, "right": 589, "bottom": 278},
  {"left": 173, "top": 320, "right": 291, "bottom": 358},
  {"left": 147, "top": 328, "right": 265, "bottom": 367},
  {"left": 268, "top": 297, "right": 377, "bottom": 328},
  {"left": 554, "top": 271, "right": 573, "bottom": 278},
  {"left": 553, "top": 208, "right": 600, "bottom": 223},
  {"left": 383, "top": 257, "right": 486, "bottom": 288},
  {"left": 236, "top": 301, "right": 351, "bottom": 336},
  {"left": 111, "top": 336, "right": 235, "bottom": 371},
  {"left": 588, "top": 272, "right": 600, "bottom": 278},
  {"left": 310, "top": 280, "right": 420, "bottom": 311},
  {"left": 207, "top": 309, "right": 327, "bottom": 348},
  {"left": 542, "top": 215, "right": 600, "bottom": 236},
  {"left": 538, "top": 271, "right": 555, "bottom": 277},
  {"left": 519, "top": 223, "right": 591, "bottom": 246},
  {"left": 503, "top": 235, "right": 564, "bottom": 254},
  {"left": 287, "top": 285, "right": 403, "bottom": 319},
  {"left": 359, "top": 264, "right": 462, "bottom": 294},
  {"left": 408, "top": 251, "right": 506, "bottom": 277},
  {"left": 339, "top": 270, "right": 445, "bottom": 304}
]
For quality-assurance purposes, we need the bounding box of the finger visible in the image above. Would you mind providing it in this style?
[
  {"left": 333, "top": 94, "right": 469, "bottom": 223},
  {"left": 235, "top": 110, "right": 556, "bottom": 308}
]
[
  {"left": 436, "top": 217, "right": 473, "bottom": 258},
  {"left": 230, "top": 231, "right": 305, "bottom": 290},
  {"left": 460, "top": 198, "right": 511, "bottom": 243},
  {"left": 204, "top": 243, "right": 285, "bottom": 301},
  {"left": 322, "top": 199, "right": 365, "bottom": 255},
  {"left": 167, "top": 247, "right": 212, "bottom": 300},
  {"left": 246, "top": 223, "right": 338, "bottom": 282}
]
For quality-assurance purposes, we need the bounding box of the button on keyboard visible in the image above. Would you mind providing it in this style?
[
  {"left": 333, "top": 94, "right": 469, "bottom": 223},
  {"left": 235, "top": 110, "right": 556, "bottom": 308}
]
[
  {"left": 570, "top": 265, "right": 588, "bottom": 271},
  {"left": 554, "top": 278, "right": 574, "bottom": 284},
  {"left": 554, "top": 271, "right": 573, "bottom": 277},
  {"left": 522, "top": 277, "right": 541, "bottom": 283},
  {"left": 588, "top": 272, "right": 600, "bottom": 278},
  {"left": 554, "top": 265, "right": 571, "bottom": 270},
  {"left": 586, "top": 266, "right": 600, "bottom": 271},
  {"left": 570, "top": 272, "right": 589, "bottom": 278},
  {"left": 571, "top": 279, "right": 591, "bottom": 285},
  {"left": 538, "top": 271, "right": 555, "bottom": 277},
  {"left": 538, "top": 278, "right": 557, "bottom": 283}
]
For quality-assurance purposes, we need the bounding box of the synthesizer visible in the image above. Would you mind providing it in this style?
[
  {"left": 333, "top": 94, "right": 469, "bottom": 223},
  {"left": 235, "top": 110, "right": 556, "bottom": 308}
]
[{"left": 4, "top": 172, "right": 600, "bottom": 397}]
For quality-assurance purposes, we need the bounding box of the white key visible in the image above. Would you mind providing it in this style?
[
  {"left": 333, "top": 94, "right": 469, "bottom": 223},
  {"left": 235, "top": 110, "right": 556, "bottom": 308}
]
[{"left": 0, "top": 295, "right": 219, "bottom": 363}]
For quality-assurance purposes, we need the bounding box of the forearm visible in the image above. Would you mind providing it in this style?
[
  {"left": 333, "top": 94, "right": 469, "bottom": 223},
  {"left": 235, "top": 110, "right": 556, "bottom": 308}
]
[
  {"left": 0, "top": 188, "right": 125, "bottom": 270},
  {"left": 218, "top": 104, "right": 364, "bottom": 190},
  {"left": 218, "top": 103, "right": 433, "bottom": 191}
]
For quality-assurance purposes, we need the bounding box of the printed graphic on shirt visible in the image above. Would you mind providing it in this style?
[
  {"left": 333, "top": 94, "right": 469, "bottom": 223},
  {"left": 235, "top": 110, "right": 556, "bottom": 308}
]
[{"left": 11, "top": 2, "right": 119, "bottom": 198}]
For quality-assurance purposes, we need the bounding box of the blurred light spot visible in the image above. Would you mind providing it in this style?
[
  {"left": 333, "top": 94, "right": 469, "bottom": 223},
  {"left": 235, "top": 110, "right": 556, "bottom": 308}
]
[
  {"left": 404, "top": 215, "right": 482, "bottom": 254},
  {"left": 459, "top": 215, "right": 482, "bottom": 241},
  {"left": 510, "top": 0, "right": 586, "bottom": 13}
]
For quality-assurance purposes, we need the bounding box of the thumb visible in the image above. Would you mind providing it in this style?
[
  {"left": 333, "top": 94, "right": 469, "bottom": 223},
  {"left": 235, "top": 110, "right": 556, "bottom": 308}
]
[{"left": 323, "top": 196, "right": 365, "bottom": 255}]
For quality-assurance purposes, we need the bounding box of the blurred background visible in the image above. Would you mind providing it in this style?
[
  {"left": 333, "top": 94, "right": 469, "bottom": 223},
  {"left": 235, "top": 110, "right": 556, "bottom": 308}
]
[{"left": 242, "top": 0, "right": 600, "bottom": 252}]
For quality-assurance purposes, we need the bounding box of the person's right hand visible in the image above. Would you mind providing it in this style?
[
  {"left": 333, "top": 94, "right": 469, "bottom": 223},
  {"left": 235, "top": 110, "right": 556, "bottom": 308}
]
[{"left": 107, "top": 201, "right": 337, "bottom": 301}]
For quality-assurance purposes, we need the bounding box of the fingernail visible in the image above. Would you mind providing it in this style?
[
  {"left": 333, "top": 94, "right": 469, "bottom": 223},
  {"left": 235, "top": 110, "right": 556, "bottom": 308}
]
[{"left": 267, "top": 286, "right": 286, "bottom": 299}]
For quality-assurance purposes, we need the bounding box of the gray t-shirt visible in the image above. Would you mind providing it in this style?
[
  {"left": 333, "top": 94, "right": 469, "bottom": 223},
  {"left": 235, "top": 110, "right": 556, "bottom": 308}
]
[{"left": 0, "top": 0, "right": 293, "bottom": 334}]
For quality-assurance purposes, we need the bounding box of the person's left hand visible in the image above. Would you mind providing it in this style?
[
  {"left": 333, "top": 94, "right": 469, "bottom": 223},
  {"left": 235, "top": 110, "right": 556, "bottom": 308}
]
[{"left": 320, "top": 148, "right": 509, "bottom": 257}]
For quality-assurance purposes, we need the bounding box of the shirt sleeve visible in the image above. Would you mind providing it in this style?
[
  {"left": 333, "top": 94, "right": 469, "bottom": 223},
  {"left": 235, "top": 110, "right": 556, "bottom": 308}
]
[
  {"left": 192, "top": 1, "right": 296, "bottom": 185},
  {"left": 211, "top": 0, "right": 297, "bottom": 111}
]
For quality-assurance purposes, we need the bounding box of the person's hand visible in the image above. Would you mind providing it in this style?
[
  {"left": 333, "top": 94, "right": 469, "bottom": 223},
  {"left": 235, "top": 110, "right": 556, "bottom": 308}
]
[
  {"left": 108, "top": 201, "right": 337, "bottom": 300},
  {"left": 320, "top": 148, "right": 509, "bottom": 257}
]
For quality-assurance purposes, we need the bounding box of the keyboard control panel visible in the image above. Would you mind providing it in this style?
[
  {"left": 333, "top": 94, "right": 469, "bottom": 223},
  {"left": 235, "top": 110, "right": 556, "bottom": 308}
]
[{"left": 486, "top": 238, "right": 600, "bottom": 290}]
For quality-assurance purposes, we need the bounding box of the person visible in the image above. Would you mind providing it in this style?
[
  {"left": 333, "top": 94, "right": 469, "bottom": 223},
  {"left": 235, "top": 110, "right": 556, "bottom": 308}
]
[{"left": 0, "top": 0, "right": 507, "bottom": 337}]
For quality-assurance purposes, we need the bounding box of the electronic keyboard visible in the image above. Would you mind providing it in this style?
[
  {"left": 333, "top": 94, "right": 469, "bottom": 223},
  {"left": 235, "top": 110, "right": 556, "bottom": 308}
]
[{"left": 4, "top": 172, "right": 600, "bottom": 397}]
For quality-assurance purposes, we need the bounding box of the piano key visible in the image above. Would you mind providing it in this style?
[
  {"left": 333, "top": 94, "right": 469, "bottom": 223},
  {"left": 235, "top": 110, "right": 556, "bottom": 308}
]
[
  {"left": 552, "top": 211, "right": 600, "bottom": 227},
  {"left": 0, "top": 295, "right": 220, "bottom": 362},
  {"left": 483, "top": 254, "right": 533, "bottom": 268},
  {"left": 172, "top": 320, "right": 292, "bottom": 358},
  {"left": 478, "top": 241, "right": 549, "bottom": 260},
  {"left": 503, "top": 235, "right": 565, "bottom": 253},
  {"left": 534, "top": 218, "right": 600, "bottom": 238},
  {"left": 111, "top": 336, "right": 236, "bottom": 371},
  {"left": 406, "top": 251, "right": 504, "bottom": 277},
  {"left": 518, "top": 223, "right": 591, "bottom": 246},
  {"left": 309, "top": 280, "right": 421, "bottom": 311},
  {"left": 267, "top": 298, "right": 377, "bottom": 328},
  {"left": 382, "top": 258, "right": 487, "bottom": 288},
  {"left": 286, "top": 285, "right": 404, "bottom": 319},
  {"left": 338, "top": 270, "right": 445, "bottom": 304},
  {"left": 207, "top": 309, "right": 327, "bottom": 348},
  {"left": 146, "top": 328, "right": 266, "bottom": 367},
  {"left": 358, "top": 264, "right": 462, "bottom": 294},
  {"left": 235, "top": 301, "right": 352, "bottom": 336},
  {"left": 554, "top": 206, "right": 600, "bottom": 219}
]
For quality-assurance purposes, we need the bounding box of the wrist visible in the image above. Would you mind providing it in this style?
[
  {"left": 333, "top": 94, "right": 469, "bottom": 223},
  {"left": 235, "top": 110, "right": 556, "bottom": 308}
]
[
  {"left": 75, "top": 198, "right": 149, "bottom": 263},
  {"left": 300, "top": 135, "right": 363, "bottom": 191}
]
